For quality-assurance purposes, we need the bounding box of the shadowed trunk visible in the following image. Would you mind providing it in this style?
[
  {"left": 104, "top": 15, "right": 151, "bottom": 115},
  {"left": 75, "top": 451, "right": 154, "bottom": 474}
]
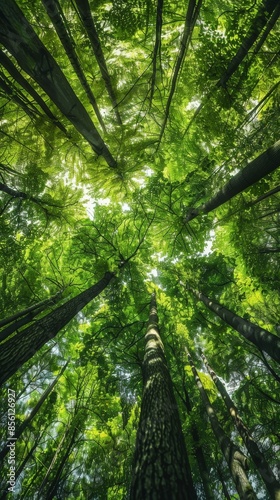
[
  {"left": 0, "top": 0, "right": 116, "bottom": 167},
  {"left": 0, "top": 361, "right": 68, "bottom": 463},
  {"left": 202, "top": 353, "right": 280, "bottom": 499},
  {"left": 186, "top": 140, "right": 280, "bottom": 221},
  {"left": 41, "top": 0, "right": 106, "bottom": 132},
  {"left": 187, "top": 285, "right": 280, "bottom": 363},
  {"left": 187, "top": 350, "right": 256, "bottom": 500},
  {"left": 74, "top": 0, "right": 122, "bottom": 125},
  {"left": 0, "top": 271, "right": 115, "bottom": 387}
]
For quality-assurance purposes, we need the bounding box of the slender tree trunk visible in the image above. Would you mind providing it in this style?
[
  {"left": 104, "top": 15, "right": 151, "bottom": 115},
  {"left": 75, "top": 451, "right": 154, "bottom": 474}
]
[
  {"left": 0, "top": 49, "right": 68, "bottom": 135},
  {"left": 41, "top": 0, "right": 106, "bottom": 132},
  {"left": 38, "top": 423, "right": 70, "bottom": 495},
  {"left": 0, "top": 361, "right": 68, "bottom": 463},
  {"left": 248, "top": 185, "right": 280, "bottom": 207},
  {"left": 186, "top": 139, "right": 280, "bottom": 221},
  {"left": 0, "top": 289, "right": 64, "bottom": 329},
  {"left": 187, "top": 350, "right": 256, "bottom": 500},
  {"left": 158, "top": 0, "right": 202, "bottom": 144},
  {"left": 129, "top": 293, "right": 196, "bottom": 499},
  {"left": 0, "top": 271, "right": 115, "bottom": 386},
  {"left": 181, "top": 385, "right": 215, "bottom": 500},
  {"left": 74, "top": 0, "right": 122, "bottom": 125},
  {"left": 187, "top": 285, "right": 280, "bottom": 363},
  {"left": 217, "top": 466, "right": 231, "bottom": 500},
  {"left": 150, "top": 0, "right": 163, "bottom": 104},
  {"left": 202, "top": 353, "right": 280, "bottom": 500},
  {"left": 218, "top": 0, "right": 280, "bottom": 88},
  {"left": 44, "top": 426, "right": 79, "bottom": 500},
  {"left": 0, "top": 0, "right": 116, "bottom": 167}
]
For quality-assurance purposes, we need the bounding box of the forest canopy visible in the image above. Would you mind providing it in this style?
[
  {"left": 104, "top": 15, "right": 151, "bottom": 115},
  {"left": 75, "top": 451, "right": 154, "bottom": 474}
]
[{"left": 0, "top": 0, "right": 280, "bottom": 498}]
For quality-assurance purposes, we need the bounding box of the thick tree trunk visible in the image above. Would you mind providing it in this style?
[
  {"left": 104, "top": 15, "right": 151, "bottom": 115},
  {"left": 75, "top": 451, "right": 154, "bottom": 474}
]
[
  {"left": 187, "top": 350, "right": 256, "bottom": 500},
  {"left": 186, "top": 140, "right": 280, "bottom": 221},
  {"left": 0, "top": 361, "right": 68, "bottom": 463},
  {"left": 0, "top": 0, "right": 116, "bottom": 167},
  {"left": 202, "top": 353, "right": 280, "bottom": 500},
  {"left": 74, "top": 0, "right": 122, "bottom": 125},
  {"left": 41, "top": 0, "right": 106, "bottom": 132},
  {"left": 129, "top": 293, "right": 196, "bottom": 499},
  {"left": 188, "top": 286, "right": 280, "bottom": 363},
  {"left": 0, "top": 271, "right": 114, "bottom": 387},
  {"left": 218, "top": 0, "right": 280, "bottom": 88}
]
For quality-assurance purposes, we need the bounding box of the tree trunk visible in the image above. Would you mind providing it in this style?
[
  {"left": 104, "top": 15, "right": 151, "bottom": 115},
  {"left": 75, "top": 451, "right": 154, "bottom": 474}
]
[
  {"left": 0, "top": 271, "right": 115, "bottom": 386},
  {"left": 41, "top": 0, "right": 106, "bottom": 132},
  {"left": 129, "top": 293, "right": 196, "bottom": 499},
  {"left": 0, "top": 361, "right": 68, "bottom": 464},
  {"left": 0, "top": 49, "right": 68, "bottom": 135},
  {"left": 188, "top": 286, "right": 280, "bottom": 363},
  {"left": 187, "top": 350, "right": 256, "bottom": 500},
  {"left": 218, "top": 0, "right": 280, "bottom": 88},
  {"left": 0, "top": 289, "right": 64, "bottom": 329},
  {"left": 74, "top": 0, "right": 122, "bottom": 125},
  {"left": 0, "top": 0, "right": 116, "bottom": 167},
  {"left": 179, "top": 384, "right": 214, "bottom": 500},
  {"left": 44, "top": 425, "right": 79, "bottom": 500},
  {"left": 158, "top": 0, "right": 202, "bottom": 144},
  {"left": 202, "top": 353, "right": 280, "bottom": 500},
  {"left": 186, "top": 140, "right": 280, "bottom": 221},
  {"left": 150, "top": 0, "right": 163, "bottom": 104},
  {"left": 248, "top": 185, "right": 280, "bottom": 207}
]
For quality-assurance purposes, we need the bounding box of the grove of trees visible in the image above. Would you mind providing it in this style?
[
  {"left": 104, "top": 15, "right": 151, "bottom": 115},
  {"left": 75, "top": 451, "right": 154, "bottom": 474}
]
[{"left": 0, "top": 0, "right": 280, "bottom": 498}]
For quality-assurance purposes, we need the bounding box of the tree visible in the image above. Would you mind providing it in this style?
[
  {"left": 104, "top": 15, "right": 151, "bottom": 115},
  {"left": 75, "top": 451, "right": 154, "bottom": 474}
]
[
  {"left": 186, "top": 139, "right": 280, "bottom": 221},
  {"left": 129, "top": 293, "right": 196, "bottom": 499},
  {"left": 186, "top": 349, "right": 256, "bottom": 500},
  {"left": 187, "top": 285, "right": 280, "bottom": 363},
  {"left": 0, "top": 271, "right": 114, "bottom": 386},
  {"left": 202, "top": 352, "right": 280, "bottom": 499}
]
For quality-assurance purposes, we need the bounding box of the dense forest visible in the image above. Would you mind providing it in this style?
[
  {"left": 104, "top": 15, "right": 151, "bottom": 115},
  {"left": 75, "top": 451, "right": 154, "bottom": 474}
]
[{"left": 0, "top": 0, "right": 280, "bottom": 498}]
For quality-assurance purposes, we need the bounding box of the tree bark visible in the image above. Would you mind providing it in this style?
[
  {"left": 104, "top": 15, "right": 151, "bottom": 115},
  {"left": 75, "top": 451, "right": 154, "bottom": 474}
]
[
  {"left": 0, "top": 271, "right": 115, "bottom": 387},
  {"left": 187, "top": 350, "right": 256, "bottom": 500},
  {"left": 41, "top": 0, "right": 106, "bottom": 132},
  {"left": 0, "top": 0, "right": 116, "bottom": 167},
  {"left": 187, "top": 286, "right": 280, "bottom": 364},
  {"left": 186, "top": 139, "right": 280, "bottom": 221},
  {"left": 202, "top": 353, "right": 280, "bottom": 500},
  {"left": 0, "top": 361, "right": 68, "bottom": 463},
  {"left": 129, "top": 293, "right": 196, "bottom": 499},
  {"left": 74, "top": 0, "right": 122, "bottom": 125}
]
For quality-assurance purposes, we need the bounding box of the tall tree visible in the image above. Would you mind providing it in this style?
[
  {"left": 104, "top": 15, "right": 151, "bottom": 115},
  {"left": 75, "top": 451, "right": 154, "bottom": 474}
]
[
  {"left": 186, "top": 285, "right": 280, "bottom": 363},
  {"left": 202, "top": 352, "right": 280, "bottom": 500},
  {"left": 185, "top": 140, "right": 280, "bottom": 221},
  {"left": 0, "top": 271, "right": 114, "bottom": 386},
  {"left": 186, "top": 349, "right": 256, "bottom": 500},
  {"left": 0, "top": 0, "right": 116, "bottom": 167},
  {"left": 0, "top": 360, "right": 68, "bottom": 463},
  {"left": 129, "top": 293, "right": 197, "bottom": 499}
]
